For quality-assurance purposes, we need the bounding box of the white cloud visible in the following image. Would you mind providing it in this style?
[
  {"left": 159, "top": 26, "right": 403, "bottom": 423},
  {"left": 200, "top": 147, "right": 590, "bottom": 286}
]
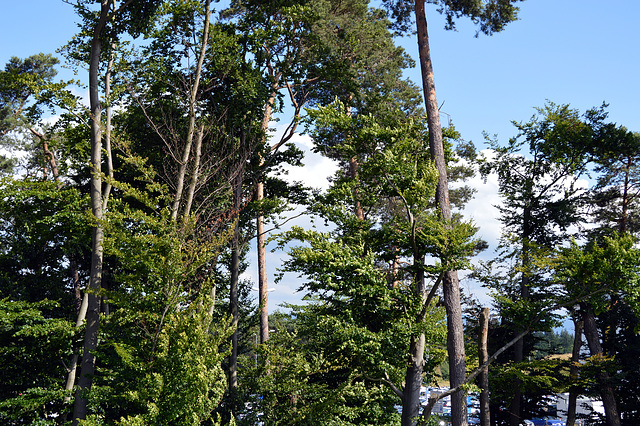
[
  {"left": 247, "top": 125, "right": 339, "bottom": 312},
  {"left": 270, "top": 125, "right": 339, "bottom": 191}
]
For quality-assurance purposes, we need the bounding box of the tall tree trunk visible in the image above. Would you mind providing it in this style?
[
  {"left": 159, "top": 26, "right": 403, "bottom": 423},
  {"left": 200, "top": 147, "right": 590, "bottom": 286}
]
[
  {"left": 228, "top": 160, "right": 244, "bottom": 390},
  {"left": 402, "top": 333, "right": 426, "bottom": 425},
  {"left": 581, "top": 303, "right": 621, "bottom": 426},
  {"left": 256, "top": 91, "right": 276, "bottom": 344},
  {"left": 170, "top": 0, "right": 211, "bottom": 221},
  {"left": 256, "top": 184, "right": 270, "bottom": 344},
  {"left": 478, "top": 307, "right": 491, "bottom": 426},
  {"left": 72, "top": 3, "right": 110, "bottom": 423},
  {"left": 566, "top": 318, "right": 583, "bottom": 426},
  {"left": 414, "top": 1, "right": 466, "bottom": 425}
]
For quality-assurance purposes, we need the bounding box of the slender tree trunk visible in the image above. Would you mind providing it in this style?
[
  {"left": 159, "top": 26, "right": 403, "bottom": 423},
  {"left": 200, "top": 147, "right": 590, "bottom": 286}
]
[
  {"left": 349, "top": 156, "right": 364, "bottom": 220},
  {"left": 414, "top": 1, "right": 466, "bottom": 424},
  {"left": 256, "top": 91, "right": 276, "bottom": 344},
  {"left": 391, "top": 246, "right": 400, "bottom": 288},
  {"left": 102, "top": 43, "right": 115, "bottom": 209},
  {"left": 581, "top": 303, "right": 621, "bottom": 426},
  {"left": 229, "top": 221, "right": 240, "bottom": 390},
  {"left": 256, "top": 184, "right": 270, "bottom": 344},
  {"left": 183, "top": 123, "right": 205, "bottom": 218},
  {"left": 72, "top": 2, "right": 110, "bottom": 423},
  {"left": 566, "top": 318, "right": 583, "bottom": 426},
  {"left": 402, "top": 256, "right": 426, "bottom": 426},
  {"left": 43, "top": 137, "right": 59, "bottom": 181},
  {"left": 170, "top": 0, "right": 211, "bottom": 221},
  {"left": 478, "top": 307, "right": 491, "bottom": 426},
  {"left": 28, "top": 127, "right": 59, "bottom": 182},
  {"left": 64, "top": 289, "right": 88, "bottom": 405},
  {"left": 228, "top": 158, "right": 245, "bottom": 389}
]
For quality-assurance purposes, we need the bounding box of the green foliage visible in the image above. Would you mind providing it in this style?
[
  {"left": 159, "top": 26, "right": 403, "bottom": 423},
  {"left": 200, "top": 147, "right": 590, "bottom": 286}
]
[
  {"left": 0, "top": 54, "right": 81, "bottom": 177},
  {"left": 590, "top": 130, "right": 640, "bottom": 235},
  {"left": 382, "top": 0, "right": 522, "bottom": 35},
  {"left": 70, "top": 156, "right": 234, "bottom": 424},
  {"left": 240, "top": 315, "right": 405, "bottom": 425},
  {"left": 0, "top": 178, "right": 90, "bottom": 313},
  {"left": 0, "top": 299, "right": 74, "bottom": 423},
  {"left": 272, "top": 91, "right": 477, "bottom": 420},
  {"left": 531, "top": 329, "right": 574, "bottom": 358},
  {"left": 0, "top": 54, "right": 60, "bottom": 132},
  {"left": 111, "top": 303, "right": 232, "bottom": 426},
  {"left": 554, "top": 233, "right": 640, "bottom": 315},
  {"left": 490, "top": 356, "right": 569, "bottom": 422}
]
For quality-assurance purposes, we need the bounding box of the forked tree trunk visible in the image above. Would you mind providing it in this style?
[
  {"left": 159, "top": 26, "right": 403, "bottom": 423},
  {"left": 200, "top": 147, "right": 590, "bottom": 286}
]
[
  {"left": 413, "top": 1, "right": 466, "bottom": 425},
  {"left": 581, "top": 303, "right": 621, "bottom": 426},
  {"left": 64, "top": 292, "right": 88, "bottom": 405},
  {"left": 183, "top": 123, "right": 205, "bottom": 218},
  {"left": 402, "top": 256, "right": 426, "bottom": 425},
  {"left": 170, "top": 0, "right": 211, "bottom": 221},
  {"left": 566, "top": 318, "right": 583, "bottom": 426}
]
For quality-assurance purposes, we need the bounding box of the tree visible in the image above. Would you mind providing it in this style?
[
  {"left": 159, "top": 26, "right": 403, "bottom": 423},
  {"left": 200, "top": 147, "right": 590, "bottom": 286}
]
[
  {"left": 477, "top": 102, "right": 605, "bottom": 425},
  {"left": 589, "top": 127, "right": 640, "bottom": 236},
  {"left": 0, "top": 53, "right": 79, "bottom": 179},
  {"left": 379, "top": 1, "right": 524, "bottom": 423},
  {"left": 554, "top": 234, "right": 640, "bottom": 426},
  {"left": 280, "top": 100, "right": 478, "bottom": 424},
  {"left": 65, "top": 1, "right": 162, "bottom": 422}
]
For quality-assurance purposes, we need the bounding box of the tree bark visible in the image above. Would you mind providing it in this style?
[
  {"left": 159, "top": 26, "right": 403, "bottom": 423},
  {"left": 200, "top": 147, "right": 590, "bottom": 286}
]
[
  {"left": 402, "top": 333, "right": 426, "bottom": 425},
  {"left": 256, "top": 183, "right": 270, "bottom": 344},
  {"left": 402, "top": 256, "right": 426, "bottom": 426},
  {"left": 413, "top": 1, "right": 466, "bottom": 425},
  {"left": 256, "top": 91, "right": 276, "bottom": 344},
  {"left": 581, "top": 303, "right": 621, "bottom": 426},
  {"left": 64, "top": 290, "right": 88, "bottom": 405},
  {"left": 566, "top": 318, "right": 583, "bottom": 426},
  {"left": 183, "top": 123, "right": 205, "bottom": 218},
  {"left": 478, "top": 307, "right": 490, "bottom": 426},
  {"left": 72, "top": 2, "right": 110, "bottom": 423}
]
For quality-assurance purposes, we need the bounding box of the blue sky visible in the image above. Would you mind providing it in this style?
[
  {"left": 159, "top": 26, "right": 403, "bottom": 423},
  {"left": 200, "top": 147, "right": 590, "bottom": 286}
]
[
  {"left": 2, "top": 1, "right": 638, "bottom": 149},
  {"left": 2, "top": 0, "right": 638, "bottom": 312}
]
